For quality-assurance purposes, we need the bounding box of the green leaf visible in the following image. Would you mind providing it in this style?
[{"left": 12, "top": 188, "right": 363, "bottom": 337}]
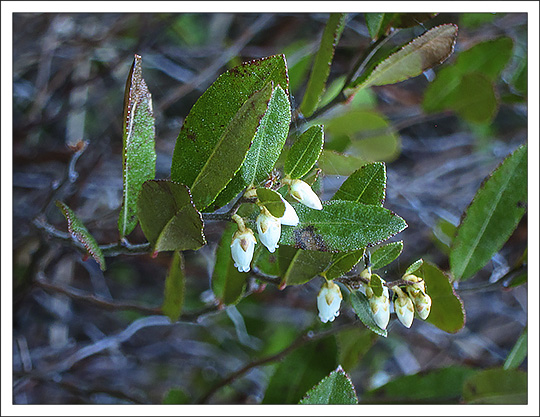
[
  {"left": 285, "top": 125, "right": 324, "bottom": 179},
  {"left": 299, "top": 366, "right": 358, "bottom": 404},
  {"left": 365, "top": 366, "right": 476, "bottom": 402},
  {"left": 450, "top": 73, "right": 498, "bottom": 124},
  {"left": 364, "top": 13, "right": 395, "bottom": 40},
  {"left": 418, "top": 262, "right": 465, "bottom": 333},
  {"left": 423, "top": 37, "right": 513, "bottom": 114},
  {"left": 256, "top": 188, "right": 285, "bottom": 218},
  {"left": 253, "top": 246, "right": 280, "bottom": 276},
  {"left": 325, "top": 249, "right": 365, "bottom": 280},
  {"left": 450, "top": 145, "right": 527, "bottom": 280},
  {"left": 212, "top": 86, "right": 291, "bottom": 210},
  {"left": 279, "top": 200, "right": 407, "bottom": 252},
  {"left": 118, "top": 54, "right": 156, "bottom": 238},
  {"left": 56, "top": 201, "right": 106, "bottom": 271},
  {"left": 137, "top": 180, "right": 205, "bottom": 252},
  {"left": 349, "top": 24, "right": 458, "bottom": 91},
  {"left": 189, "top": 82, "right": 275, "bottom": 210},
  {"left": 336, "top": 327, "right": 378, "bottom": 372},
  {"left": 504, "top": 327, "right": 527, "bottom": 370},
  {"left": 405, "top": 259, "right": 423, "bottom": 276},
  {"left": 212, "top": 223, "right": 247, "bottom": 305},
  {"left": 332, "top": 162, "right": 386, "bottom": 205},
  {"left": 460, "top": 13, "right": 497, "bottom": 28},
  {"left": 369, "top": 273, "right": 384, "bottom": 297},
  {"left": 162, "top": 388, "right": 190, "bottom": 404},
  {"left": 172, "top": 55, "right": 289, "bottom": 204},
  {"left": 371, "top": 241, "right": 403, "bottom": 270},
  {"left": 317, "top": 150, "right": 365, "bottom": 176},
  {"left": 262, "top": 336, "right": 338, "bottom": 404},
  {"left": 463, "top": 368, "right": 527, "bottom": 404},
  {"left": 323, "top": 110, "right": 400, "bottom": 162},
  {"left": 281, "top": 249, "right": 333, "bottom": 286},
  {"left": 300, "top": 13, "right": 346, "bottom": 117},
  {"left": 162, "top": 251, "right": 185, "bottom": 322},
  {"left": 349, "top": 290, "right": 387, "bottom": 337}
]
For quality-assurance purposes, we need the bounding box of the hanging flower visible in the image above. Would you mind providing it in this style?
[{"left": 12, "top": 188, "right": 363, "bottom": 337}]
[
  {"left": 279, "top": 196, "right": 299, "bottom": 226},
  {"left": 230, "top": 227, "right": 256, "bottom": 273},
  {"left": 317, "top": 280, "right": 342, "bottom": 323},
  {"left": 404, "top": 275, "right": 431, "bottom": 320},
  {"left": 288, "top": 179, "right": 323, "bottom": 210},
  {"left": 366, "top": 286, "right": 391, "bottom": 330},
  {"left": 256, "top": 207, "right": 281, "bottom": 253},
  {"left": 393, "top": 287, "right": 415, "bottom": 328}
]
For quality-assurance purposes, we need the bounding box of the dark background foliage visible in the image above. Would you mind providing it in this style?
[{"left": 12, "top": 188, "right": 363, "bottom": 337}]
[{"left": 13, "top": 12, "right": 527, "bottom": 404}]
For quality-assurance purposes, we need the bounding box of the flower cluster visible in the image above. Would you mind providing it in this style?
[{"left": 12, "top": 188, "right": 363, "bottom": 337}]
[{"left": 230, "top": 179, "right": 322, "bottom": 273}]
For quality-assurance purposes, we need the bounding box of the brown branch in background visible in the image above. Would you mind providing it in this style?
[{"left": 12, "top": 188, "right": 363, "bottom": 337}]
[{"left": 197, "top": 320, "right": 358, "bottom": 404}]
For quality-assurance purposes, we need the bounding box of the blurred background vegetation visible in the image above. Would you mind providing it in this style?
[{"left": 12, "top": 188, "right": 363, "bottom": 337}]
[{"left": 13, "top": 12, "right": 527, "bottom": 404}]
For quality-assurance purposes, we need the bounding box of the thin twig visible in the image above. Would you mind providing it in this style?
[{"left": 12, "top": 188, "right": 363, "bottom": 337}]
[{"left": 197, "top": 320, "right": 358, "bottom": 404}]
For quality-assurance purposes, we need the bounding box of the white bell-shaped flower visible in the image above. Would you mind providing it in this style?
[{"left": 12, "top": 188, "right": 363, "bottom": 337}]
[
  {"left": 289, "top": 179, "right": 323, "bottom": 210},
  {"left": 279, "top": 196, "right": 299, "bottom": 226},
  {"left": 256, "top": 208, "right": 281, "bottom": 253},
  {"left": 412, "top": 291, "right": 432, "bottom": 320},
  {"left": 230, "top": 228, "right": 257, "bottom": 272},
  {"left": 317, "top": 280, "right": 342, "bottom": 323},
  {"left": 367, "top": 286, "right": 390, "bottom": 330},
  {"left": 394, "top": 289, "right": 415, "bottom": 328}
]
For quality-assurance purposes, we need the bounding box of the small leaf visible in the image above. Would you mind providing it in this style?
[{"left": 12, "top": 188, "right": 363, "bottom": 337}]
[
  {"left": 212, "top": 86, "right": 291, "bottom": 210},
  {"left": 371, "top": 241, "right": 403, "bottom": 270},
  {"left": 405, "top": 259, "right": 423, "bottom": 276},
  {"left": 450, "top": 145, "right": 527, "bottom": 280},
  {"left": 279, "top": 200, "right": 407, "bottom": 252},
  {"left": 137, "top": 180, "right": 205, "bottom": 252},
  {"left": 463, "top": 369, "right": 527, "bottom": 404},
  {"left": 256, "top": 188, "right": 286, "bottom": 218},
  {"left": 189, "top": 82, "right": 275, "bottom": 210},
  {"left": 364, "top": 13, "right": 394, "bottom": 40},
  {"left": 349, "top": 290, "right": 387, "bottom": 337},
  {"left": 504, "top": 327, "right": 527, "bottom": 370},
  {"left": 317, "top": 150, "right": 365, "bottom": 176},
  {"left": 212, "top": 223, "right": 247, "bottom": 305},
  {"left": 369, "top": 273, "right": 384, "bottom": 297},
  {"left": 299, "top": 366, "right": 358, "bottom": 405},
  {"left": 365, "top": 366, "right": 476, "bottom": 402},
  {"left": 281, "top": 249, "right": 333, "bottom": 286},
  {"left": 349, "top": 24, "right": 458, "bottom": 91},
  {"left": 56, "top": 201, "right": 106, "bottom": 270},
  {"left": 172, "top": 55, "right": 289, "bottom": 203},
  {"left": 325, "top": 249, "right": 365, "bottom": 280},
  {"left": 162, "top": 251, "right": 185, "bottom": 322},
  {"left": 332, "top": 162, "right": 386, "bottom": 206},
  {"left": 418, "top": 262, "right": 465, "bottom": 333},
  {"left": 450, "top": 73, "right": 498, "bottom": 124},
  {"left": 118, "top": 54, "right": 157, "bottom": 238},
  {"left": 262, "top": 336, "right": 338, "bottom": 404},
  {"left": 300, "top": 13, "right": 346, "bottom": 117},
  {"left": 285, "top": 125, "right": 325, "bottom": 179}
]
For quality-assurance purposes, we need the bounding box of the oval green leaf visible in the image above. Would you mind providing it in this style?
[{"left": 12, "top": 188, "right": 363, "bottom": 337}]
[
  {"left": 463, "top": 368, "right": 527, "bottom": 404},
  {"left": 285, "top": 125, "right": 324, "bottom": 179},
  {"left": 137, "top": 180, "right": 205, "bottom": 253},
  {"left": 118, "top": 54, "right": 157, "bottom": 238},
  {"left": 56, "top": 201, "right": 106, "bottom": 271},
  {"left": 279, "top": 200, "right": 407, "bottom": 252},
  {"left": 450, "top": 145, "right": 527, "bottom": 280},
  {"left": 349, "top": 290, "right": 387, "bottom": 337},
  {"left": 332, "top": 162, "right": 386, "bottom": 206},
  {"left": 349, "top": 24, "right": 458, "bottom": 91},
  {"left": 370, "top": 241, "right": 403, "bottom": 270},
  {"left": 256, "top": 188, "right": 286, "bottom": 218},
  {"left": 300, "top": 13, "right": 346, "bottom": 117},
  {"left": 299, "top": 366, "right": 358, "bottom": 405},
  {"left": 325, "top": 249, "right": 365, "bottom": 280},
  {"left": 317, "top": 150, "right": 365, "bottom": 176},
  {"left": 281, "top": 249, "right": 333, "bottom": 286},
  {"left": 162, "top": 251, "right": 185, "bottom": 322},
  {"left": 405, "top": 258, "right": 423, "bottom": 276}
]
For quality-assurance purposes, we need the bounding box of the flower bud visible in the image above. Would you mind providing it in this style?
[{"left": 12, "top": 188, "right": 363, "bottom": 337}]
[
  {"left": 279, "top": 196, "right": 299, "bottom": 226},
  {"left": 256, "top": 208, "right": 281, "bottom": 253},
  {"left": 317, "top": 280, "right": 342, "bottom": 323},
  {"left": 394, "top": 289, "right": 415, "bottom": 328},
  {"left": 412, "top": 291, "right": 432, "bottom": 320},
  {"left": 230, "top": 228, "right": 256, "bottom": 272},
  {"left": 289, "top": 179, "right": 323, "bottom": 210},
  {"left": 368, "top": 286, "right": 390, "bottom": 330}
]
